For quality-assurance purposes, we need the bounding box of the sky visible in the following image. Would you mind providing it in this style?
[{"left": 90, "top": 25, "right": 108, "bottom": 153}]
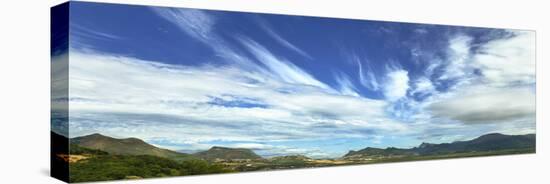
[{"left": 51, "top": 2, "right": 536, "bottom": 158}]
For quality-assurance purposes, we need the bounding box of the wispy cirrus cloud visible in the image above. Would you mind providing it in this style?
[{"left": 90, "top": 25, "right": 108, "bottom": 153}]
[
  {"left": 151, "top": 7, "right": 257, "bottom": 70},
  {"left": 257, "top": 19, "right": 314, "bottom": 60},
  {"left": 71, "top": 7, "right": 410, "bottom": 155},
  {"left": 151, "top": 7, "right": 216, "bottom": 44},
  {"left": 67, "top": 49, "right": 406, "bottom": 158},
  {"left": 333, "top": 72, "right": 360, "bottom": 97},
  {"left": 237, "top": 37, "right": 329, "bottom": 89},
  {"left": 152, "top": 8, "right": 324, "bottom": 90},
  {"left": 69, "top": 23, "right": 124, "bottom": 49},
  {"left": 349, "top": 52, "right": 380, "bottom": 91},
  {"left": 67, "top": 5, "right": 535, "bottom": 158},
  {"left": 71, "top": 23, "right": 123, "bottom": 40}
]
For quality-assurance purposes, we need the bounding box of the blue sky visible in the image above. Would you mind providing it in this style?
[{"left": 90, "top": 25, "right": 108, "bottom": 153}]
[{"left": 52, "top": 2, "right": 536, "bottom": 158}]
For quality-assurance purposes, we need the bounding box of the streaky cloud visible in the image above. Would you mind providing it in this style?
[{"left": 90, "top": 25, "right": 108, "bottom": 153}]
[
  {"left": 67, "top": 50, "right": 407, "bottom": 158},
  {"left": 151, "top": 7, "right": 216, "bottom": 44},
  {"left": 257, "top": 18, "right": 314, "bottom": 60},
  {"left": 334, "top": 72, "right": 360, "bottom": 97},
  {"left": 352, "top": 53, "right": 379, "bottom": 91},
  {"left": 151, "top": 7, "right": 271, "bottom": 77},
  {"left": 238, "top": 36, "right": 330, "bottom": 89}
]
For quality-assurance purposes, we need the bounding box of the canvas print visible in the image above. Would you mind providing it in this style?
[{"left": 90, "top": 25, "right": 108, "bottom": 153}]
[{"left": 51, "top": 1, "right": 536, "bottom": 183}]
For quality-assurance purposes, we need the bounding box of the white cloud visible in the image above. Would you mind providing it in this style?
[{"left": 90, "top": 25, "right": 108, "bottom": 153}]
[
  {"left": 228, "top": 143, "right": 276, "bottom": 150},
  {"left": 257, "top": 19, "right": 313, "bottom": 60},
  {"left": 238, "top": 37, "right": 330, "bottom": 89},
  {"left": 67, "top": 50, "right": 408, "bottom": 157},
  {"left": 422, "top": 31, "right": 535, "bottom": 134},
  {"left": 71, "top": 23, "right": 123, "bottom": 41},
  {"left": 383, "top": 69, "right": 410, "bottom": 101},
  {"left": 429, "top": 85, "right": 535, "bottom": 124},
  {"left": 439, "top": 35, "right": 473, "bottom": 80},
  {"left": 152, "top": 8, "right": 329, "bottom": 91},
  {"left": 51, "top": 53, "right": 68, "bottom": 107},
  {"left": 378, "top": 31, "right": 535, "bottom": 141},
  {"left": 152, "top": 7, "right": 269, "bottom": 73},
  {"left": 151, "top": 7, "right": 216, "bottom": 44},
  {"left": 79, "top": 9, "right": 411, "bottom": 154},
  {"left": 66, "top": 7, "right": 536, "bottom": 158},
  {"left": 472, "top": 31, "right": 535, "bottom": 86},
  {"left": 220, "top": 143, "right": 329, "bottom": 158},
  {"left": 334, "top": 72, "right": 360, "bottom": 97},
  {"left": 411, "top": 77, "right": 435, "bottom": 96},
  {"left": 354, "top": 55, "right": 379, "bottom": 91},
  {"left": 51, "top": 52, "right": 69, "bottom": 137}
]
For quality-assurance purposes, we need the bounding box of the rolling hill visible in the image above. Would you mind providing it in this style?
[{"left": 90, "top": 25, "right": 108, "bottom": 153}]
[
  {"left": 70, "top": 133, "right": 193, "bottom": 161},
  {"left": 193, "top": 146, "right": 262, "bottom": 160}
]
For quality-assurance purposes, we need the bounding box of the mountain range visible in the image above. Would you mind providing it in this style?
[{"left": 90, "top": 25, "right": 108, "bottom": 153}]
[
  {"left": 61, "top": 131, "right": 535, "bottom": 182},
  {"left": 344, "top": 133, "right": 535, "bottom": 159},
  {"left": 69, "top": 132, "right": 535, "bottom": 161}
]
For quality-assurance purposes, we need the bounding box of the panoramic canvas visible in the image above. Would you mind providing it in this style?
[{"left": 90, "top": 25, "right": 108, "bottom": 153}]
[{"left": 51, "top": 1, "right": 536, "bottom": 183}]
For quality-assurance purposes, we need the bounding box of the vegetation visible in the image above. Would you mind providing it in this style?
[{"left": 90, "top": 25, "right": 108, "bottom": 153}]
[
  {"left": 69, "top": 144, "right": 108, "bottom": 155},
  {"left": 65, "top": 132, "right": 536, "bottom": 182},
  {"left": 70, "top": 133, "right": 193, "bottom": 161},
  {"left": 69, "top": 152, "right": 231, "bottom": 182},
  {"left": 193, "top": 146, "right": 262, "bottom": 161},
  {"left": 67, "top": 135, "right": 232, "bottom": 182},
  {"left": 268, "top": 155, "right": 310, "bottom": 168}
]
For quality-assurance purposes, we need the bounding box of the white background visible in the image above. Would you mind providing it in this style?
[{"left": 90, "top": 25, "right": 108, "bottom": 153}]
[{"left": 0, "top": 0, "right": 547, "bottom": 183}]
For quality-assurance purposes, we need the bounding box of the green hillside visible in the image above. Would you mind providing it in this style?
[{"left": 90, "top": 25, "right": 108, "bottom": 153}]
[
  {"left": 70, "top": 133, "right": 193, "bottom": 161},
  {"left": 193, "top": 146, "right": 262, "bottom": 161}
]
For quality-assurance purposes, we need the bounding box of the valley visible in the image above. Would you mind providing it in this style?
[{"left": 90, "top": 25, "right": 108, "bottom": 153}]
[{"left": 54, "top": 132, "right": 535, "bottom": 182}]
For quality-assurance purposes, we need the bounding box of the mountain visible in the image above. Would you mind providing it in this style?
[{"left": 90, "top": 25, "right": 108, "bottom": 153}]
[
  {"left": 344, "top": 133, "right": 535, "bottom": 158},
  {"left": 67, "top": 133, "right": 232, "bottom": 182},
  {"left": 193, "top": 146, "right": 262, "bottom": 160},
  {"left": 414, "top": 133, "right": 535, "bottom": 155},
  {"left": 70, "top": 133, "right": 192, "bottom": 160},
  {"left": 345, "top": 147, "right": 415, "bottom": 158}
]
